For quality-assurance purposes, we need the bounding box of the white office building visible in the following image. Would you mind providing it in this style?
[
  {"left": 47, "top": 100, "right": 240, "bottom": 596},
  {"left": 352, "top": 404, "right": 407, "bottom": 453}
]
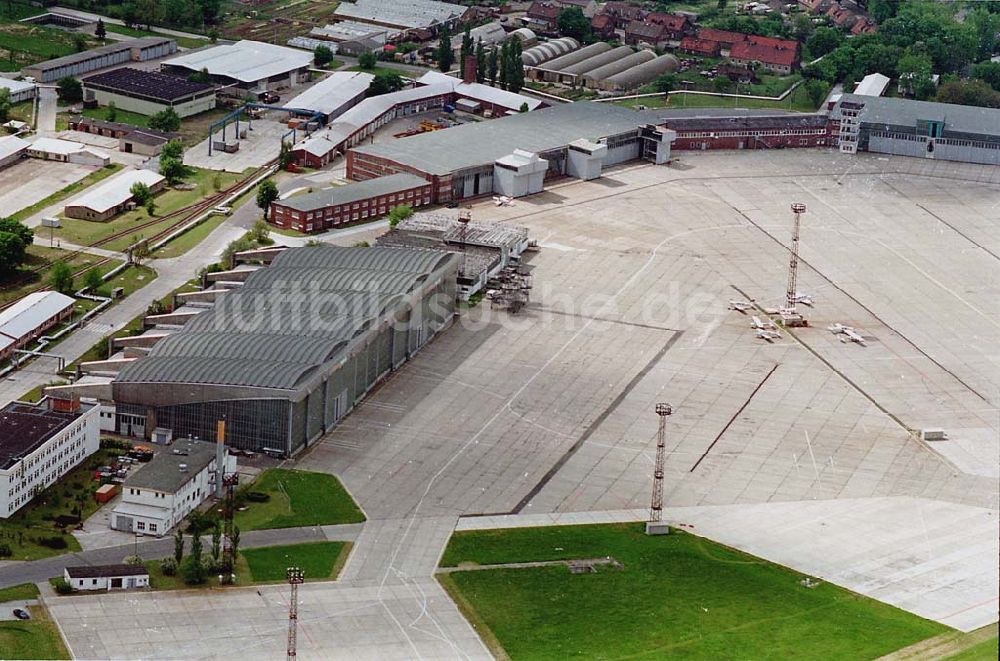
[
  {"left": 1, "top": 398, "right": 100, "bottom": 518},
  {"left": 64, "top": 564, "right": 150, "bottom": 591},
  {"left": 110, "top": 439, "right": 236, "bottom": 536}
]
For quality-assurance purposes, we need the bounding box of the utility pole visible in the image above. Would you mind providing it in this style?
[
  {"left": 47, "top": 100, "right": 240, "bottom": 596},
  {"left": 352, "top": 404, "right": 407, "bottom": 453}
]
[
  {"left": 646, "top": 403, "right": 672, "bottom": 535},
  {"left": 286, "top": 567, "right": 304, "bottom": 660}
]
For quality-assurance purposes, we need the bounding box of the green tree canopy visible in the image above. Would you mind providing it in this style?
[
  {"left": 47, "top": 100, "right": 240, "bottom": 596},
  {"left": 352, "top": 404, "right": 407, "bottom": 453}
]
[{"left": 557, "top": 7, "right": 592, "bottom": 43}]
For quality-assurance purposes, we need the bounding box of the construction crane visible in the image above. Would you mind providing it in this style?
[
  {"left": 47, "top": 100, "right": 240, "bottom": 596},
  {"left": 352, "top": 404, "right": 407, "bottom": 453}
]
[
  {"left": 646, "top": 403, "right": 672, "bottom": 535},
  {"left": 286, "top": 567, "right": 304, "bottom": 660},
  {"left": 780, "top": 203, "right": 809, "bottom": 327}
]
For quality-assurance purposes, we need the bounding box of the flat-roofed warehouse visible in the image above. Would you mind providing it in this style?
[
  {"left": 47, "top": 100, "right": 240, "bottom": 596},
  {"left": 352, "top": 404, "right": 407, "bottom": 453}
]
[
  {"left": 347, "top": 101, "right": 676, "bottom": 201},
  {"left": 64, "top": 169, "right": 166, "bottom": 221},
  {"left": 112, "top": 246, "right": 460, "bottom": 455},
  {"left": 0, "top": 75, "right": 35, "bottom": 103},
  {"left": 82, "top": 67, "right": 216, "bottom": 118},
  {"left": 282, "top": 71, "right": 374, "bottom": 123},
  {"left": 160, "top": 40, "right": 313, "bottom": 91},
  {"left": 332, "top": 0, "right": 469, "bottom": 31},
  {"left": 23, "top": 37, "right": 176, "bottom": 83}
]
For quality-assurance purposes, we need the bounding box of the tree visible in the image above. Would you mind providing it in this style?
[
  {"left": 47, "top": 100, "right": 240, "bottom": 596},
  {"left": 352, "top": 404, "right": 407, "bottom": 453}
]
[
  {"left": 314, "top": 45, "right": 335, "bottom": 68},
  {"left": 805, "top": 27, "right": 842, "bottom": 59},
  {"left": 121, "top": 2, "right": 139, "bottom": 29},
  {"left": 56, "top": 76, "right": 83, "bottom": 103},
  {"left": 49, "top": 261, "right": 74, "bottom": 294},
  {"left": 149, "top": 107, "right": 181, "bottom": 132},
  {"left": 105, "top": 101, "right": 117, "bottom": 122},
  {"left": 804, "top": 79, "right": 827, "bottom": 109},
  {"left": 182, "top": 531, "right": 204, "bottom": 585},
  {"left": 161, "top": 140, "right": 184, "bottom": 161},
  {"left": 791, "top": 14, "right": 813, "bottom": 43},
  {"left": 652, "top": 73, "right": 676, "bottom": 94},
  {"left": 557, "top": 7, "right": 591, "bottom": 43},
  {"left": 249, "top": 219, "right": 272, "bottom": 245},
  {"left": 0, "top": 218, "right": 33, "bottom": 249},
  {"left": 136, "top": 0, "right": 163, "bottom": 30},
  {"left": 935, "top": 79, "right": 1000, "bottom": 108},
  {"left": 209, "top": 29, "right": 219, "bottom": 44},
  {"left": 868, "top": 0, "right": 901, "bottom": 23},
  {"left": 231, "top": 525, "right": 240, "bottom": 563},
  {"left": 278, "top": 139, "right": 293, "bottom": 171},
  {"left": 174, "top": 530, "right": 184, "bottom": 564},
  {"left": 84, "top": 268, "right": 104, "bottom": 293},
  {"left": 497, "top": 41, "right": 509, "bottom": 90},
  {"left": 475, "top": 39, "right": 486, "bottom": 84},
  {"left": 357, "top": 50, "right": 377, "bottom": 70},
  {"left": 488, "top": 46, "right": 499, "bottom": 85},
  {"left": 0, "top": 218, "right": 32, "bottom": 275},
  {"left": 188, "top": 68, "right": 211, "bottom": 84},
  {"left": 145, "top": 198, "right": 156, "bottom": 216},
  {"left": 459, "top": 25, "right": 473, "bottom": 67},
  {"left": 971, "top": 61, "right": 1000, "bottom": 92},
  {"left": 436, "top": 25, "right": 454, "bottom": 72},
  {"left": 256, "top": 179, "right": 279, "bottom": 220},
  {"left": 159, "top": 140, "right": 190, "bottom": 184},
  {"left": 387, "top": 204, "right": 413, "bottom": 228},
  {"left": 713, "top": 76, "right": 732, "bottom": 93},
  {"left": 129, "top": 240, "right": 150, "bottom": 266},
  {"left": 368, "top": 72, "right": 405, "bottom": 96},
  {"left": 0, "top": 88, "right": 9, "bottom": 124},
  {"left": 518, "top": 101, "right": 529, "bottom": 113},
  {"left": 506, "top": 37, "right": 524, "bottom": 93},
  {"left": 73, "top": 34, "right": 88, "bottom": 54},
  {"left": 95, "top": 19, "right": 107, "bottom": 42},
  {"left": 211, "top": 523, "right": 221, "bottom": 563}
]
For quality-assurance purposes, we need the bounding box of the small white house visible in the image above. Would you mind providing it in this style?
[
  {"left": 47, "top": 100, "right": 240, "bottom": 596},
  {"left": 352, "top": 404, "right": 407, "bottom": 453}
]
[{"left": 64, "top": 564, "right": 150, "bottom": 591}]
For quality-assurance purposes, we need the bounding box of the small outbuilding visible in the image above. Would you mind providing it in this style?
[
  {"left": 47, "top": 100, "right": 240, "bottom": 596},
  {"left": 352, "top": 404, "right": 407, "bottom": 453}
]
[{"left": 64, "top": 564, "right": 149, "bottom": 591}]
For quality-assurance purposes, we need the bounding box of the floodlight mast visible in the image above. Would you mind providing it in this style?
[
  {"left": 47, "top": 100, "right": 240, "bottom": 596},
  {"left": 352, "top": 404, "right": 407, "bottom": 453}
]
[
  {"left": 649, "top": 403, "right": 672, "bottom": 523},
  {"left": 786, "top": 203, "right": 806, "bottom": 311}
]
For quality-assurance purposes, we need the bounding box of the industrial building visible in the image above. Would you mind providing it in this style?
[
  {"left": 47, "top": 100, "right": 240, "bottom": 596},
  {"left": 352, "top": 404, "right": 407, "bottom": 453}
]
[
  {"left": 0, "top": 398, "right": 100, "bottom": 518},
  {"left": 0, "top": 291, "right": 75, "bottom": 363},
  {"left": 82, "top": 68, "right": 216, "bottom": 118},
  {"left": 64, "top": 169, "right": 166, "bottom": 221},
  {"left": 520, "top": 37, "right": 579, "bottom": 67},
  {"left": 282, "top": 71, "right": 374, "bottom": 123},
  {"left": 160, "top": 40, "right": 313, "bottom": 91},
  {"left": 527, "top": 41, "right": 611, "bottom": 81},
  {"left": 289, "top": 73, "right": 541, "bottom": 167},
  {"left": 0, "top": 75, "right": 35, "bottom": 103},
  {"left": 832, "top": 93, "right": 1000, "bottom": 165},
  {"left": 307, "top": 21, "right": 401, "bottom": 55},
  {"left": 23, "top": 37, "right": 176, "bottom": 84},
  {"left": 347, "top": 101, "right": 676, "bottom": 202},
  {"left": 665, "top": 111, "right": 832, "bottom": 150},
  {"left": 376, "top": 212, "right": 530, "bottom": 299},
  {"left": 0, "top": 135, "right": 28, "bottom": 170},
  {"left": 331, "top": 0, "right": 468, "bottom": 31},
  {"left": 601, "top": 54, "right": 679, "bottom": 91},
  {"left": 27, "top": 137, "right": 111, "bottom": 167},
  {"left": 67, "top": 117, "right": 180, "bottom": 156},
  {"left": 111, "top": 246, "right": 460, "bottom": 455},
  {"left": 110, "top": 438, "right": 235, "bottom": 535},
  {"left": 270, "top": 173, "right": 434, "bottom": 232}
]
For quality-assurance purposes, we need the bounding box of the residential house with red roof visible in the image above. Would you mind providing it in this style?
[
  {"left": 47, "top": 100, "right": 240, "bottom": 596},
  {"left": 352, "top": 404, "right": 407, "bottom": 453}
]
[
  {"left": 599, "top": 1, "right": 646, "bottom": 29},
  {"left": 695, "top": 27, "right": 749, "bottom": 55},
  {"left": 625, "top": 20, "right": 669, "bottom": 47},
  {"left": 729, "top": 36, "right": 800, "bottom": 74},
  {"left": 526, "top": 2, "right": 562, "bottom": 32},
  {"left": 646, "top": 12, "right": 691, "bottom": 40},
  {"left": 679, "top": 36, "right": 721, "bottom": 57},
  {"left": 590, "top": 13, "right": 617, "bottom": 39}
]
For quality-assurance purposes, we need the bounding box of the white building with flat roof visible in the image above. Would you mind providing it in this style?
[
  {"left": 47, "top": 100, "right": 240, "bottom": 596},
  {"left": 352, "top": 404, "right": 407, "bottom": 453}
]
[
  {"left": 0, "top": 291, "right": 75, "bottom": 362},
  {"left": 27, "top": 137, "right": 110, "bottom": 167},
  {"left": 283, "top": 71, "right": 374, "bottom": 121},
  {"left": 1, "top": 398, "right": 100, "bottom": 518},
  {"left": 0, "top": 76, "right": 36, "bottom": 103},
  {"left": 0, "top": 134, "right": 28, "bottom": 169},
  {"left": 161, "top": 40, "right": 313, "bottom": 91},
  {"left": 64, "top": 168, "right": 166, "bottom": 221},
  {"left": 110, "top": 438, "right": 236, "bottom": 536}
]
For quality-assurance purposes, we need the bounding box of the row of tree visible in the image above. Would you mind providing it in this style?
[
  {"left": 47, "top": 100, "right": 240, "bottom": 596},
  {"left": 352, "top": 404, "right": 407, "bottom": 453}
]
[
  {"left": 60, "top": 0, "right": 223, "bottom": 31},
  {"left": 443, "top": 26, "right": 525, "bottom": 93}
]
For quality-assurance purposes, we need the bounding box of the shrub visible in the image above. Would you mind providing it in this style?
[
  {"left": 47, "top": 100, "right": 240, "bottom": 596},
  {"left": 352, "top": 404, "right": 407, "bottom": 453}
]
[
  {"left": 0, "top": 543, "right": 11, "bottom": 557},
  {"left": 123, "top": 555, "right": 143, "bottom": 566},
  {"left": 53, "top": 578, "right": 74, "bottom": 595},
  {"left": 245, "top": 491, "right": 270, "bottom": 503},
  {"left": 181, "top": 556, "right": 205, "bottom": 585},
  {"left": 39, "top": 536, "right": 68, "bottom": 549},
  {"left": 160, "top": 558, "right": 178, "bottom": 576}
]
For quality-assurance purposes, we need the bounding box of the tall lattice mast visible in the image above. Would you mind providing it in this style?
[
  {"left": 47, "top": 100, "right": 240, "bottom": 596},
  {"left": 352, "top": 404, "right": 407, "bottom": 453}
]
[
  {"left": 786, "top": 203, "right": 806, "bottom": 310},
  {"left": 648, "top": 403, "right": 672, "bottom": 523},
  {"left": 286, "top": 567, "right": 304, "bottom": 660}
]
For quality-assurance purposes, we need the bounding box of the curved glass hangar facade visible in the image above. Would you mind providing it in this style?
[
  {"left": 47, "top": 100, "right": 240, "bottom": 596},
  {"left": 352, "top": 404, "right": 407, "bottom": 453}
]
[{"left": 113, "top": 246, "right": 459, "bottom": 456}]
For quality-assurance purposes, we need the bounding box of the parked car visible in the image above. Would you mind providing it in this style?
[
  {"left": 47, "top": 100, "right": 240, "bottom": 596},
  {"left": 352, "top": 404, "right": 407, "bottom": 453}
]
[{"left": 12, "top": 608, "right": 30, "bottom": 620}]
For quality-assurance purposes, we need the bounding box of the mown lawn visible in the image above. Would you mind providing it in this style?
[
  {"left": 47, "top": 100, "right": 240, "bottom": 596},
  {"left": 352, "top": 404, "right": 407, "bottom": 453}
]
[
  {"left": 0, "top": 245, "right": 120, "bottom": 306},
  {"left": 0, "top": 583, "right": 39, "bottom": 603},
  {"left": 0, "top": 605, "right": 69, "bottom": 660},
  {"left": 102, "top": 23, "right": 207, "bottom": 49},
  {"left": 234, "top": 469, "right": 365, "bottom": 531},
  {"left": 54, "top": 167, "right": 242, "bottom": 250},
  {"left": 439, "top": 523, "right": 948, "bottom": 660},
  {"left": 243, "top": 541, "right": 350, "bottom": 582},
  {"left": 945, "top": 635, "right": 1000, "bottom": 661},
  {"left": 75, "top": 105, "right": 151, "bottom": 128}
]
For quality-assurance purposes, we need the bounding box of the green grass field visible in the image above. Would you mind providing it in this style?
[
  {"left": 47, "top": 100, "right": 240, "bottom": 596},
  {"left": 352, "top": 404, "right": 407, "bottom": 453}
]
[
  {"left": 102, "top": 23, "right": 206, "bottom": 49},
  {"left": 945, "top": 635, "right": 1000, "bottom": 661},
  {"left": 154, "top": 213, "right": 227, "bottom": 259},
  {"left": 0, "top": 605, "right": 69, "bottom": 660},
  {"left": 0, "top": 245, "right": 120, "bottom": 307},
  {"left": 0, "top": 583, "right": 39, "bottom": 603},
  {"left": 439, "top": 523, "right": 948, "bottom": 660},
  {"left": 243, "top": 541, "right": 350, "bottom": 582},
  {"left": 234, "top": 469, "right": 365, "bottom": 531},
  {"left": 0, "top": 19, "right": 95, "bottom": 71},
  {"left": 75, "top": 105, "right": 151, "bottom": 128},
  {"left": 54, "top": 167, "right": 241, "bottom": 250}
]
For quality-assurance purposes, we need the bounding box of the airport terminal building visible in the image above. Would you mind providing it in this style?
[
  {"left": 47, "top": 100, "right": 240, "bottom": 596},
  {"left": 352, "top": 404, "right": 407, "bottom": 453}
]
[{"left": 112, "top": 246, "right": 459, "bottom": 456}]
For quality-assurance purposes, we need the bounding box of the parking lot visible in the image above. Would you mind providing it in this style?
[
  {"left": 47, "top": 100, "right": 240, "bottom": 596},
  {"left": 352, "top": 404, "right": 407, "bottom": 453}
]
[
  {"left": 47, "top": 149, "right": 1000, "bottom": 656},
  {"left": 0, "top": 158, "right": 95, "bottom": 217}
]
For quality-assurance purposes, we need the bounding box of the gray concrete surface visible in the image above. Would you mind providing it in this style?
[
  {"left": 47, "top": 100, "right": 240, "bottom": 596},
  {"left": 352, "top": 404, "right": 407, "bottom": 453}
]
[
  {"left": 185, "top": 120, "right": 289, "bottom": 173},
  {"left": 0, "top": 159, "right": 94, "bottom": 217}
]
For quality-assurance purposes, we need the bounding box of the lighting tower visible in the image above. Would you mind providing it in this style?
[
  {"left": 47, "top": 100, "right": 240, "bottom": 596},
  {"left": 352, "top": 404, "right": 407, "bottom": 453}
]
[
  {"left": 646, "top": 403, "right": 672, "bottom": 535},
  {"left": 286, "top": 567, "right": 304, "bottom": 660},
  {"left": 786, "top": 203, "right": 806, "bottom": 311}
]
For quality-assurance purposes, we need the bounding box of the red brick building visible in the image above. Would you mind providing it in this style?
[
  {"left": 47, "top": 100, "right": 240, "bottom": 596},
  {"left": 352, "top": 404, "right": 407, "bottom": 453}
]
[
  {"left": 599, "top": 1, "right": 646, "bottom": 29},
  {"left": 624, "top": 20, "right": 669, "bottom": 47},
  {"left": 679, "top": 36, "right": 721, "bottom": 57},
  {"left": 729, "top": 36, "right": 800, "bottom": 74},
  {"left": 665, "top": 113, "right": 832, "bottom": 151},
  {"left": 590, "top": 14, "right": 616, "bottom": 39},
  {"left": 270, "top": 172, "right": 434, "bottom": 233},
  {"left": 525, "top": 2, "right": 561, "bottom": 32},
  {"left": 695, "top": 27, "right": 749, "bottom": 55},
  {"left": 645, "top": 12, "right": 690, "bottom": 40}
]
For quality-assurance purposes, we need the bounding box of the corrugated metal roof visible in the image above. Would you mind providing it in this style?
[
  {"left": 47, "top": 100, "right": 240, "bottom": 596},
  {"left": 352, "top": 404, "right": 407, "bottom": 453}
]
[
  {"left": 416, "top": 71, "right": 543, "bottom": 111},
  {"left": 0, "top": 76, "right": 35, "bottom": 96},
  {"left": 24, "top": 37, "right": 172, "bottom": 73},
  {"left": 66, "top": 169, "right": 165, "bottom": 214},
  {"left": 333, "top": 0, "right": 465, "bottom": 29},
  {"left": 115, "top": 246, "right": 457, "bottom": 391},
  {"left": 832, "top": 93, "right": 1000, "bottom": 136},
  {"left": 163, "top": 40, "right": 312, "bottom": 84},
  {"left": 283, "top": 71, "right": 374, "bottom": 117},
  {"left": 0, "top": 291, "right": 74, "bottom": 342},
  {"left": 0, "top": 134, "right": 28, "bottom": 162}
]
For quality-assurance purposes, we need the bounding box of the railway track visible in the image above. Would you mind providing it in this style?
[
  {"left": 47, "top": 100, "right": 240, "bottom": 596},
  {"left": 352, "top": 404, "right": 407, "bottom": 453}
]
[{"left": 0, "top": 162, "right": 273, "bottom": 312}]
